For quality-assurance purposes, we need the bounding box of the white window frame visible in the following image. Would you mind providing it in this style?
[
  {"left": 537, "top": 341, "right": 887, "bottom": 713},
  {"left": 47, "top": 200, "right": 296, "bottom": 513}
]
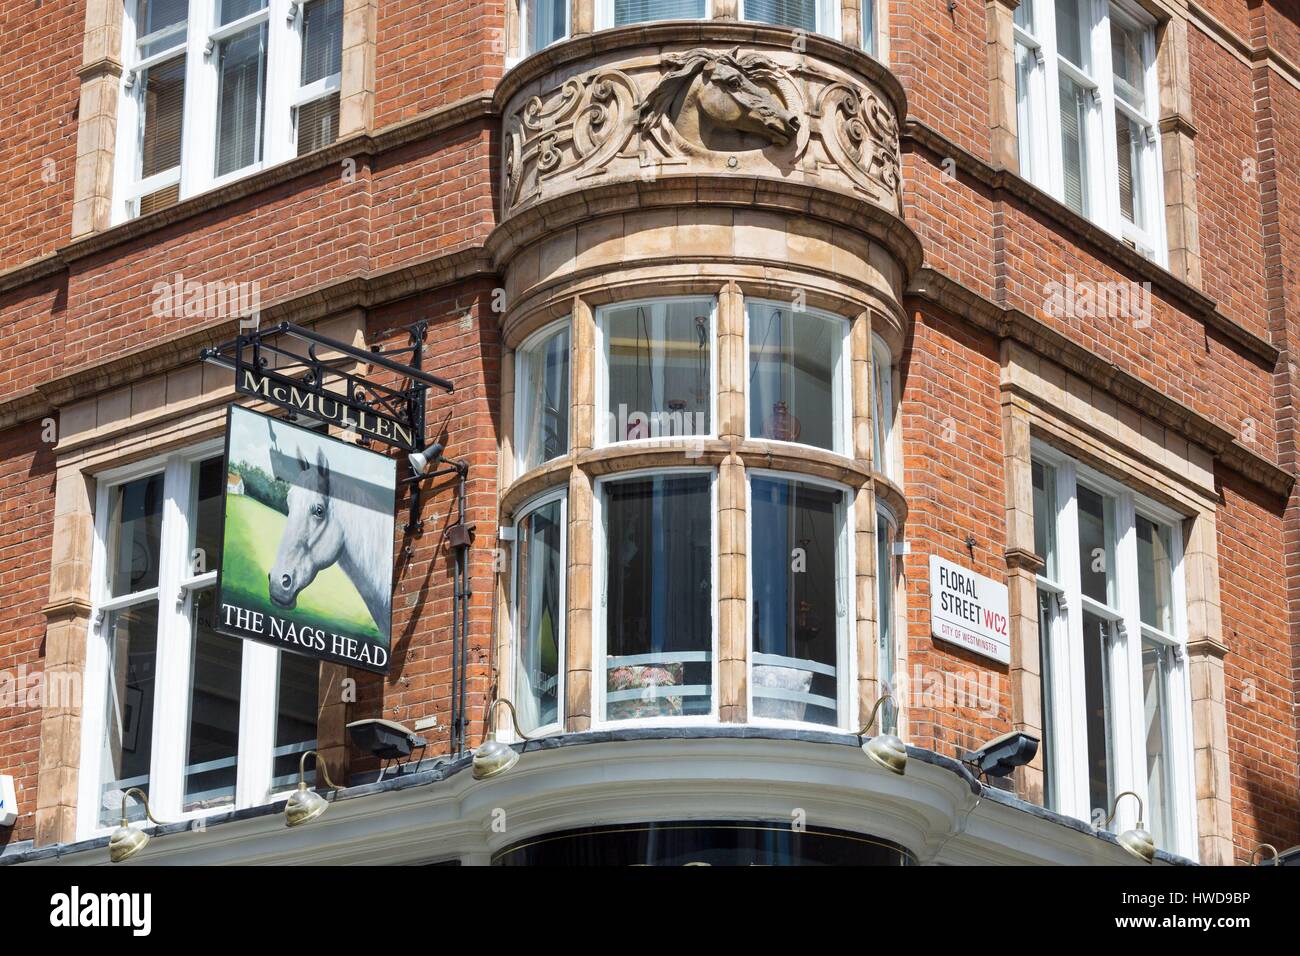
[
  {"left": 113, "top": 0, "right": 343, "bottom": 223},
  {"left": 595, "top": 296, "right": 718, "bottom": 450},
  {"left": 591, "top": 467, "right": 719, "bottom": 729},
  {"left": 1012, "top": 0, "right": 1167, "bottom": 264},
  {"left": 742, "top": 298, "right": 852, "bottom": 458},
  {"left": 76, "top": 439, "right": 317, "bottom": 840},
  {"left": 740, "top": 0, "right": 840, "bottom": 37},
  {"left": 507, "top": 487, "right": 568, "bottom": 739},
  {"left": 1031, "top": 440, "right": 1197, "bottom": 859},
  {"left": 744, "top": 469, "right": 856, "bottom": 732},
  {"left": 595, "top": 0, "right": 712, "bottom": 30},
  {"left": 514, "top": 318, "right": 573, "bottom": 477}
]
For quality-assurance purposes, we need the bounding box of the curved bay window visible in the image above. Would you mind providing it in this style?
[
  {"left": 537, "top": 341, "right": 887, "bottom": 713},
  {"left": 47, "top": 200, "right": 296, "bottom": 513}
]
[
  {"left": 513, "top": 492, "right": 567, "bottom": 735},
  {"left": 598, "top": 298, "right": 714, "bottom": 446},
  {"left": 749, "top": 474, "right": 850, "bottom": 727},
  {"left": 747, "top": 301, "right": 847, "bottom": 454},
  {"left": 516, "top": 320, "right": 571, "bottom": 473},
  {"left": 596, "top": 471, "right": 715, "bottom": 723}
]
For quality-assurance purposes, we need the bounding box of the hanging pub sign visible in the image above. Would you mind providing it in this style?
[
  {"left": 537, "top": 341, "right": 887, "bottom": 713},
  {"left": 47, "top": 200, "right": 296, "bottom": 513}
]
[
  {"left": 215, "top": 405, "right": 397, "bottom": 673},
  {"left": 928, "top": 555, "right": 1011, "bottom": 665}
]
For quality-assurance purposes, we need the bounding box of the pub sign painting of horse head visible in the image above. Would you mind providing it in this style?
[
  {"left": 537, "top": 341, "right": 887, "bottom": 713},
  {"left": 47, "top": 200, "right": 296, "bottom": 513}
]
[{"left": 215, "top": 405, "right": 396, "bottom": 673}]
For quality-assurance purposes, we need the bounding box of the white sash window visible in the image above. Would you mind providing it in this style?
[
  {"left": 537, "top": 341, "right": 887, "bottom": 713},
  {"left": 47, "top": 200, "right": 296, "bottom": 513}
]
[
  {"left": 114, "top": 0, "right": 344, "bottom": 222},
  {"left": 1031, "top": 442, "right": 1196, "bottom": 859},
  {"left": 1012, "top": 0, "right": 1166, "bottom": 263},
  {"left": 78, "top": 442, "right": 319, "bottom": 839}
]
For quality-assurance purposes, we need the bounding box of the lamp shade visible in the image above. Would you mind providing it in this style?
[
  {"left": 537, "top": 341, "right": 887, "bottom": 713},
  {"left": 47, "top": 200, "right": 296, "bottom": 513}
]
[
  {"left": 109, "top": 824, "right": 151, "bottom": 863},
  {"left": 862, "top": 733, "right": 908, "bottom": 776}
]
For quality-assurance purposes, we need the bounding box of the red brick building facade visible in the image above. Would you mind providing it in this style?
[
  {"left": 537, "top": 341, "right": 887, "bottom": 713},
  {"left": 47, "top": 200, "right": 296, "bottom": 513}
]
[{"left": 0, "top": 0, "right": 1296, "bottom": 866}]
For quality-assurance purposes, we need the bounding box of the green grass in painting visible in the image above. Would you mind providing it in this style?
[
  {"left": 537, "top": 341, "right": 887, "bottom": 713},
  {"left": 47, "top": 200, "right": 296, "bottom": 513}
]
[{"left": 221, "top": 494, "right": 383, "bottom": 641}]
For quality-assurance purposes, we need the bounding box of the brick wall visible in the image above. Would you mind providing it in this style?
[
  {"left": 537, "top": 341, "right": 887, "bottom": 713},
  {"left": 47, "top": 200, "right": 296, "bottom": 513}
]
[{"left": 0, "top": 421, "right": 56, "bottom": 849}]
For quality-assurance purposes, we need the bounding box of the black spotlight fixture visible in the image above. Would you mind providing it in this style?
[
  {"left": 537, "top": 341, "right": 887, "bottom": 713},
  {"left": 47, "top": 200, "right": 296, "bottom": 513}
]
[
  {"left": 961, "top": 730, "right": 1040, "bottom": 779},
  {"left": 347, "top": 718, "right": 428, "bottom": 778}
]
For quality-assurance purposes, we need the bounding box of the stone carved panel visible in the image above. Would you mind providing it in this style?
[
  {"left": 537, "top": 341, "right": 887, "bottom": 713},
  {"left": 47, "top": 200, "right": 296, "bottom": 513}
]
[{"left": 501, "top": 43, "right": 902, "bottom": 218}]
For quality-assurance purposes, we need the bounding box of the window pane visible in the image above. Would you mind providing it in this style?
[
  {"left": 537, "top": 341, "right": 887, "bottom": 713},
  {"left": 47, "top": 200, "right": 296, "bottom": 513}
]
[
  {"left": 107, "top": 473, "right": 165, "bottom": 598},
  {"left": 98, "top": 603, "right": 159, "bottom": 827},
  {"left": 1037, "top": 589, "right": 1056, "bottom": 809},
  {"left": 604, "top": 474, "right": 712, "bottom": 720},
  {"left": 183, "top": 589, "right": 241, "bottom": 812},
  {"left": 1054, "top": 0, "right": 1090, "bottom": 71},
  {"left": 615, "top": 0, "right": 706, "bottom": 25},
  {"left": 750, "top": 477, "right": 843, "bottom": 726},
  {"left": 1141, "top": 639, "right": 1174, "bottom": 849},
  {"left": 301, "top": 0, "right": 343, "bottom": 84},
  {"left": 1077, "top": 482, "right": 1115, "bottom": 606},
  {"left": 215, "top": 23, "right": 268, "bottom": 176},
  {"left": 527, "top": 0, "right": 568, "bottom": 55},
  {"left": 877, "top": 513, "right": 897, "bottom": 733},
  {"left": 870, "top": 339, "right": 893, "bottom": 470},
  {"left": 1014, "top": 0, "right": 1034, "bottom": 32},
  {"left": 1081, "top": 611, "right": 1114, "bottom": 822},
  {"left": 862, "top": 0, "right": 875, "bottom": 55},
  {"left": 219, "top": 0, "right": 265, "bottom": 25},
  {"left": 1015, "top": 41, "right": 1035, "bottom": 180},
  {"left": 749, "top": 303, "right": 842, "bottom": 453},
  {"left": 192, "top": 456, "right": 225, "bottom": 576},
  {"left": 1031, "top": 459, "right": 1058, "bottom": 580},
  {"left": 137, "top": 0, "right": 188, "bottom": 57},
  {"left": 297, "top": 93, "right": 340, "bottom": 156},
  {"left": 1136, "top": 514, "right": 1174, "bottom": 632},
  {"left": 745, "top": 0, "right": 817, "bottom": 32},
  {"left": 605, "top": 300, "right": 711, "bottom": 442},
  {"left": 273, "top": 650, "right": 319, "bottom": 790},
  {"left": 1115, "top": 110, "right": 1145, "bottom": 229},
  {"left": 1110, "top": 17, "right": 1147, "bottom": 112},
  {"left": 516, "top": 498, "right": 564, "bottom": 732},
  {"left": 139, "top": 56, "right": 186, "bottom": 180},
  {"left": 518, "top": 325, "right": 571, "bottom": 470},
  {"left": 1058, "top": 73, "right": 1091, "bottom": 216}
]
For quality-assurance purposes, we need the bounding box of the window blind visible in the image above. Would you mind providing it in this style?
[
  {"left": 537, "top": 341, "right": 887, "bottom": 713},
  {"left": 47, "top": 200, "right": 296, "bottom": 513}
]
[
  {"left": 614, "top": 0, "right": 705, "bottom": 25},
  {"left": 744, "top": 0, "right": 816, "bottom": 32},
  {"left": 297, "top": 92, "right": 340, "bottom": 156},
  {"left": 1058, "top": 74, "right": 1088, "bottom": 216},
  {"left": 140, "top": 56, "right": 186, "bottom": 179},
  {"left": 301, "top": 0, "right": 343, "bottom": 85},
  {"left": 215, "top": 23, "right": 268, "bottom": 176}
]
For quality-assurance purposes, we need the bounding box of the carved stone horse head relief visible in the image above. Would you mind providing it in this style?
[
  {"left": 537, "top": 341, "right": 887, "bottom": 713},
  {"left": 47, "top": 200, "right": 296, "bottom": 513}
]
[{"left": 638, "top": 48, "right": 800, "bottom": 151}]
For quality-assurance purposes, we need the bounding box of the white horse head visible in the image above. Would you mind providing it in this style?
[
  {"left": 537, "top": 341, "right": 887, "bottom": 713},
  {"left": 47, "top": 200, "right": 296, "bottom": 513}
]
[
  {"left": 267, "top": 445, "right": 391, "bottom": 635},
  {"left": 268, "top": 445, "right": 342, "bottom": 611}
]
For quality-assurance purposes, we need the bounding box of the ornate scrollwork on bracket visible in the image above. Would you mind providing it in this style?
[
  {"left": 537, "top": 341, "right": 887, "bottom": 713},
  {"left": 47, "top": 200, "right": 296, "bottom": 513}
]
[
  {"left": 816, "top": 82, "right": 902, "bottom": 207},
  {"left": 504, "top": 70, "right": 640, "bottom": 210}
]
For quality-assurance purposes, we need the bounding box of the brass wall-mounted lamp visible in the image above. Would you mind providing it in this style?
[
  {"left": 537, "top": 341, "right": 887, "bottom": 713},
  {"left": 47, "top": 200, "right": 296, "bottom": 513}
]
[
  {"left": 472, "top": 698, "right": 534, "bottom": 780},
  {"left": 1105, "top": 790, "right": 1155, "bottom": 864},
  {"left": 285, "top": 750, "right": 343, "bottom": 827},
  {"left": 109, "top": 788, "right": 168, "bottom": 863},
  {"left": 856, "top": 694, "right": 907, "bottom": 775}
]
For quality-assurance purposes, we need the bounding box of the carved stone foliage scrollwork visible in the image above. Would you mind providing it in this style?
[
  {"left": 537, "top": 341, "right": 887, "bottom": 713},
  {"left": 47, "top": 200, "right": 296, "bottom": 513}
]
[
  {"left": 504, "top": 70, "right": 640, "bottom": 210},
  {"left": 501, "top": 44, "right": 903, "bottom": 218}
]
